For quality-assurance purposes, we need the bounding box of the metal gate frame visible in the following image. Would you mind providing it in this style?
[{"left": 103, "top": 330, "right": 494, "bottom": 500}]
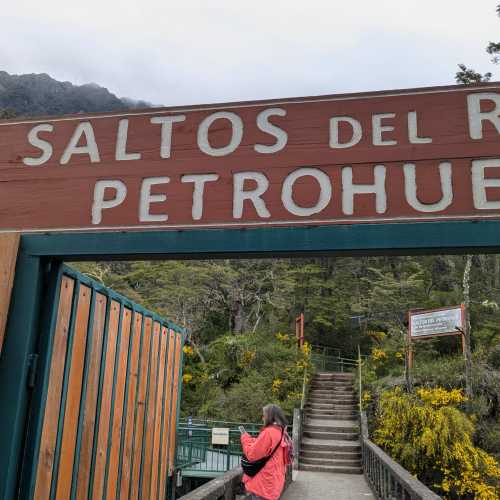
[{"left": 1, "top": 219, "right": 500, "bottom": 498}]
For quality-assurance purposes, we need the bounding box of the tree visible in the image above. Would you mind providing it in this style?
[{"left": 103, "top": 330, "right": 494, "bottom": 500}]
[{"left": 455, "top": 4, "right": 499, "bottom": 84}]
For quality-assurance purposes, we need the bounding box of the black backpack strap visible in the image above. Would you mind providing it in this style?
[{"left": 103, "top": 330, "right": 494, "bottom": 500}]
[{"left": 268, "top": 425, "right": 284, "bottom": 458}]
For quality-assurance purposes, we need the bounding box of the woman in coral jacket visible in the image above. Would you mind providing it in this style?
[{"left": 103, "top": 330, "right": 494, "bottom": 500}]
[{"left": 240, "top": 404, "right": 288, "bottom": 500}]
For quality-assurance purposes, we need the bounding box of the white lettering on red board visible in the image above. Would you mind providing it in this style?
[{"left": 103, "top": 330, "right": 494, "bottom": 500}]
[{"left": 17, "top": 93, "right": 500, "bottom": 226}]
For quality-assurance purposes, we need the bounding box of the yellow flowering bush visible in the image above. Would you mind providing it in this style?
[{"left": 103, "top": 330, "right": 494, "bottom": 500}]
[
  {"left": 182, "top": 373, "right": 193, "bottom": 383},
  {"left": 417, "top": 387, "right": 467, "bottom": 407},
  {"left": 301, "top": 341, "right": 311, "bottom": 356},
  {"left": 183, "top": 345, "right": 194, "bottom": 356},
  {"left": 371, "top": 347, "right": 388, "bottom": 361},
  {"left": 272, "top": 378, "right": 283, "bottom": 393},
  {"left": 241, "top": 349, "right": 256, "bottom": 367},
  {"left": 275, "top": 332, "right": 290, "bottom": 342},
  {"left": 373, "top": 387, "right": 500, "bottom": 499}
]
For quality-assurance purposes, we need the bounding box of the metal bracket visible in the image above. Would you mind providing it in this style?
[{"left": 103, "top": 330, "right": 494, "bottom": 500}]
[{"left": 27, "top": 353, "right": 39, "bottom": 389}]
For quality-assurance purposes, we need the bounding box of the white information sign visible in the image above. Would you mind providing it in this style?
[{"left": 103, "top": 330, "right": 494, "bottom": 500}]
[
  {"left": 211, "top": 427, "right": 230, "bottom": 445},
  {"left": 409, "top": 306, "right": 463, "bottom": 338}
]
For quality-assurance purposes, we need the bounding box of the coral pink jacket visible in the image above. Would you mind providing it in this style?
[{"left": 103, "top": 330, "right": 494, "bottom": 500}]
[{"left": 241, "top": 425, "right": 286, "bottom": 500}]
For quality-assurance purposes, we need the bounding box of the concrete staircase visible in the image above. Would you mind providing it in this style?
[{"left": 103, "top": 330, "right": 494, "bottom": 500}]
[{"left": 299, "top": 372, "right": 362, "bottom": 474}]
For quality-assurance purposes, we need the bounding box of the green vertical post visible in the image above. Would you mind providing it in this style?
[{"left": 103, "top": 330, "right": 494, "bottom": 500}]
[{"left": 0, "top": 251, "right": 44, "bottom": 500}]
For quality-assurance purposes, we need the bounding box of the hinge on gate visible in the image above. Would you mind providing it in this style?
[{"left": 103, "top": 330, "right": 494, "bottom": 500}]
[{"left": 27, "top": 353, "right": 39, "bottom": 389}]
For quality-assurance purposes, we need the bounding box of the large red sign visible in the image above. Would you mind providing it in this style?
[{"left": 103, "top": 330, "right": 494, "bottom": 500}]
[{"left": 1, "top": 83, "right": 500, "bottom": 233}]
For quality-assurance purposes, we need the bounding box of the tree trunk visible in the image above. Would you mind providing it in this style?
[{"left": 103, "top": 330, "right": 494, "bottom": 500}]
[
  {"left": 495, "top": 255, "right": 500, "bottom": 289},
  {"left": 463, "top": 255, "right": 474, "bottom": 402},
  {"left": 232, "top": 298, "right": 244, "bottom": 334}
]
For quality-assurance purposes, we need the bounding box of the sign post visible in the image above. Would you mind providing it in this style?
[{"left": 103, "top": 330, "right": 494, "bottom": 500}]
[
  {"left": 407, "top": 304, "right": 466, "bottom": 369},
  {"left": 295, "top": 313, "right": 304, "bottom": 348}
]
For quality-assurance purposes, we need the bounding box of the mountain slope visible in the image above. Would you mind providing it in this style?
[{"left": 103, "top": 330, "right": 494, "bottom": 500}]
[{"left": 0, "top": 70, "right": 150, "bottom": 116}]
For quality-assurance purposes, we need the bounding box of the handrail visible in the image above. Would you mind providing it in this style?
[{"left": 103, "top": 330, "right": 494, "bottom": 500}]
[
  {"left": 359, "top": 413, "right": 440, "bottom": 499},
  {"left": 178, "top": 467, "right": 244, "bottom": 500},
  {"left": 300, "top": 366, "right": 307, "bottom": 410},
  {"left": 292, "top": 408, "right": 302, "bottom": 473}
]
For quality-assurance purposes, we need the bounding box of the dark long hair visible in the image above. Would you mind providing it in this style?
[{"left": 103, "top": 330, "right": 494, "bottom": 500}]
[{"left": 262, "top": 404, "right": 288, "bottom": 428}]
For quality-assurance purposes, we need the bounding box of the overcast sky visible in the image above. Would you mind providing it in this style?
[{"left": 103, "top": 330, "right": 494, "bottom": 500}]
[{"left": 1, "top": 1, "right": 499, "bottom": 105}]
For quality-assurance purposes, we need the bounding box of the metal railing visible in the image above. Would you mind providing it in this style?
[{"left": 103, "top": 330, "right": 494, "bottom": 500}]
[
  {"left": 360, "top": 413, "right": 440, "bottom": 499},
  {"left": 357, "top": 349, "right": 441, "bottom": 499},
  {"left": 310, "top": 351, "right": 358, "bottom": 372},
  {"left": 176, "top": 421, "right": 260, "bottom": 477},
  {"left": 178, "top": 467, "right": 246, "bottom": 500}
]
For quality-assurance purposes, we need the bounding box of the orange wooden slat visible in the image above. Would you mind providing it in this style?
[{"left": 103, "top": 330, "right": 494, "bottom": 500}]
[
  {"left": 105, "top": 307, "right": 132, "bottom": 500},
  {"left": 168, "top": 333, "right": 183, "bottom": 475},
  {"left": 129, "top": 316, "right": 153, "bottom": 499},
  {"left": 158, "top": 329, "right": 176, "bottom": 498},
  {"left": 141, "top": 321, "right": 161, "bottom": 499},
  {"left": 0, "top": 232, "right": 19, "bottom": 356},
  {"left": 91, "top": 300, "right": 121, "bottom": 499},
  {"left": 149, "top": 326, "right": 168, "bottom": 500},
  {"left": 55, "top": 285, "right": 92, "bottom": 500},
  {"left": 119, "top": 312, "right": 143, "bottom": 500},
  {"left": 75, "top": 292, "right": 107, "bottom": 500},
  {"left": 34, "top": 276, "right": 75, "bottom": 500}
]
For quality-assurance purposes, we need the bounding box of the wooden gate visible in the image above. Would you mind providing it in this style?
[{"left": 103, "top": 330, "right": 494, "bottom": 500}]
[{"left": 24, "top": 265, "right": 185, "bottom": 499}]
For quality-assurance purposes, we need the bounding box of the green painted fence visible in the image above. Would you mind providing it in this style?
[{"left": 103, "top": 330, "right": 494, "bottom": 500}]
[{"left": 18, "top": 265, "right": 186, "bottom": 499}]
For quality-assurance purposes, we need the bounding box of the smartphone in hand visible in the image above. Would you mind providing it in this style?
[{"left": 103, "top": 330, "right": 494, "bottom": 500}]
[{"left": 238, "top": 425, "right": 246, "bottom": 434}]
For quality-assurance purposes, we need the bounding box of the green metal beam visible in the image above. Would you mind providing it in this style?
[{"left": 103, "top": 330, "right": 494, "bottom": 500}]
[{"left": 19, "top": 220, "right": 500, "bottom": 260}]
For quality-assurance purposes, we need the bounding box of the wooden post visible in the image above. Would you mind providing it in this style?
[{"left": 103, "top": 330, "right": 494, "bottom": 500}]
[
  {"left": 295, "top": 313, "right": 304, "bottom": 348},
  {"left": 406, "top": 313, "right": 414, "bottom": 392},
  {"left": 0, "top": 233, "right": 20, "bottom": 356}
]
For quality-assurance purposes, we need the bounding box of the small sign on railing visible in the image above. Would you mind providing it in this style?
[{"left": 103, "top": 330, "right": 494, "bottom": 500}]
[{"left": 211, "top": 428, "right": 230, "bottom": 445}]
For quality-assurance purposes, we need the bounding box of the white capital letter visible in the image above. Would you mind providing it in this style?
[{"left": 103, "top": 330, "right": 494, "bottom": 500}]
[
  {"left": 254, "top": 108, "right": 287, "bottom": 154},
  {"left": 92, "top": 180, "right": 127, "bottom": 225},
  {"left": 60, "top": 122, "right": 100, "bottom": 165},
  {"left": 233, "top": 172, "right": 270, "bottom": 219},
  {"left": 408, "top": 111, "right": 432, "bottom": 144},
  {"left": 472, "top": 159, "right": 500, "bottom": 209},
  {"left": 467, "top": 93, "right": 500, "bottom": 139},
  {"left": 404, "top": 163, "right": 452, "bottom": 212},
  {"left": 372, "top": 113, "right": 397, "bottom": 146},
  {"left": 139, "top": 177, "right": 170, "bottom": 222},
  {"left": 181, "top": 173, "right": 220, "bottom": 220},
  {"left": 282, "top": 168, "right": 332, "bottom": 216},
  {"left": 198, "top": 111, "right": 243, "bottom": 157},
  {"left": 329, "top": 116, "right": 362, "bottom": 149},
  {"left": 115, "top": 119, "right": 141, "bottom": 161},
  {"left": 342, "top": 165, "right": 387, "bottom": 215},
  {"left": 23, "top": 123, "right": 54, "bottom": 166},
  {"left": 150, "top": 115, "right": 186, "bottom": 158}
]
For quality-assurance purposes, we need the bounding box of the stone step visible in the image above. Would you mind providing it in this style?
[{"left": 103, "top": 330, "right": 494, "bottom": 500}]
[
  {"left": 299, "top": 463, "right": 362, "bottom": 474},
  {"left": 301, "top": 437, "right": 361, "bottom": 452},
  {"left": 305, "top": 413, "right": 357, "bottom": 421},
  {"left": 309, "top": 389, "right": 355, "bottom": 396},
  {"left": 300, "top": 456, "right": 362, "bottom": 468},
  {"left": 300, "top": 449, "right": 361, "bottom": 460},
  {"left": 312, "top": 378, "right": 353, "bottom": 383},
  {"left": 308, "top": 396, "right": 356, "bottom": 403},
  {"left": 305, "top": 408, "right": 358, "bottom": 414},
  {"left": 303, "top": 430, "right": 358, "bottom": 441},
  {"left": 315, "top": 372, "right": 354, "bottom": 378},
  {"left": 304, "top": 423, "right": 358, "bottom": 433},
  {"left": 309, "top": 387, "right": 353, "bottom": 394},
  {"left": 306, "top": 401, "right": 358, "bottom": 408},
  {"left": 306, "top": 406, "right": 357, "bottom": 412},
  {"left": 310, "top": 385, "right": 354, "bottom": 390},
  {"left": 312, "top": 378, "right": 353, "bottom": 382}
]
